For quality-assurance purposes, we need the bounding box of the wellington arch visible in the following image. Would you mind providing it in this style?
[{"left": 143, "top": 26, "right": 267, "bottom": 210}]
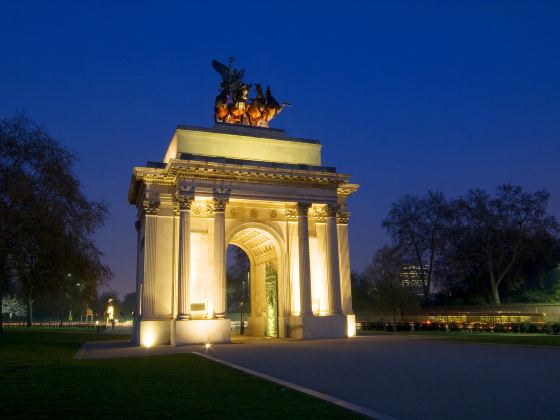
[{"left": 128, "top": 123, "right": 359, "bottom": 346}]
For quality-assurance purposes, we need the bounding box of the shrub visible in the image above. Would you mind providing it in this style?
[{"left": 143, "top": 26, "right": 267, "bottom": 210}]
[{"left": 528, "top": 324, "right": 538, "bottom": 333}]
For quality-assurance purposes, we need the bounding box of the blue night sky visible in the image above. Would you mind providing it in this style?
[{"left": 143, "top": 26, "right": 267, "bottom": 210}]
[{"left": 2, "top": 2, "right": 559, "bottom": 297}]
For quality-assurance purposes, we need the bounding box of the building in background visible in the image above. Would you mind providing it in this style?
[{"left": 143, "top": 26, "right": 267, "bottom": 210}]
[{"left": 400, "top": 264, "right": 428, "bottom": 295}]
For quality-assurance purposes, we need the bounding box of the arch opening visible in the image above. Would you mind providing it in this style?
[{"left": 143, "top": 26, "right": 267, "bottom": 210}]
[
  {"left": 226, "top": 245, "right": 250, "bottom": 333},
  {"left": 227, "top": 226, "right": 283, "bottom": 337}
]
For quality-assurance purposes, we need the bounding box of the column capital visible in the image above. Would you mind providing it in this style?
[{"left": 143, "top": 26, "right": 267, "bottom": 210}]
[
  {"left": 208, "top": 188, "right": 230, "bottom": 214},
  {"left": 325, "top": 204, "right": 339, "bottom": 218},
  {"left": 175, "top": 193, "right": 195, "bottom": 212},
  {"left": 142, "top": 199, "right": 160, "bottom": 215},
  {"left": 175, "top": 185, "right": 195, "bottom": 213},
  {"left": 296, "top": 202, "right": 312, "bottom": 216},
  {"left": 337, "top": 210, "right": 350, "bottom": 224}
]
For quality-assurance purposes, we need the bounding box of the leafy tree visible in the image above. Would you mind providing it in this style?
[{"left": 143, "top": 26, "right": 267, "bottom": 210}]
[
  {"left": 0, "top": 113, "right": 111, "bottom": 330},
  {"left": 383, "top": 191, "right": 454, "bottom": 301},
  {"left": 453, "top": 185, "right": 559, "bottom": 304},
  {"left": 121, "top": 292, "right": 136, "bottom": 320},
  {"left": 363, "top": 246, "right": 420, "bottom": 328},
  {"left": 350, "top": 270, "right": 374, "bottom": 313}
]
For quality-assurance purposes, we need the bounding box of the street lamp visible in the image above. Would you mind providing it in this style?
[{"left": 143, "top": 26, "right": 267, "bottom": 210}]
[
  {"left": 240, "top": 272, "right": 248, "bottom": 335},
  {"left": 240, "top": 280, "right": 246, "bottom": 335}
]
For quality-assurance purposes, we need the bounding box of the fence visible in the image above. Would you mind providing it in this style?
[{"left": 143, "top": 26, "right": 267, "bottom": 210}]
[{"left": 4, "top": 321, "right": 102, "bottom": 329}]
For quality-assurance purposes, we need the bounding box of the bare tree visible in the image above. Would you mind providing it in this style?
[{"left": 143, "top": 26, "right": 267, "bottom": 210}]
[
  {"left": 454, "top": 185, "right": 559, "bottom": 304},
  {"left": 364, "top": 246, "right": 420, "bottom": 328},
  {"left": 383, "top": 191, "right": 454, "bottom": 301}
]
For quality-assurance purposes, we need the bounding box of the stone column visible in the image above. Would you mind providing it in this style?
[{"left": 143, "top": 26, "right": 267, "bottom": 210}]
[
  {"left": 176, "top": 187, "right": 195, "bottom": 320},
  {"left": 325, "top": 205, "right": 342, "bottom": 314},
  {"left": 210, "top": 188, "right": 230, "bottom": 319},
  {"left": 286, "top": 208, "right": 299, "bottom": 314},
  {"left": 337, "top": 210, "right": 353, "bottom": 314},
  {"left": 134, "top": 217, "right": 143, "bottom": 320},
  {"left": 141, "top": 198, "right": 160, "bottom": 319},
  {"left": 297, "top": 202, "right": 313, "bottom": 316},
  {"left": 313, "top": 207, "right": 327, "bottom": 313}
]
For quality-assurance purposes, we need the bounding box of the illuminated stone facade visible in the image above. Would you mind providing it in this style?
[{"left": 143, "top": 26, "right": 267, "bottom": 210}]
[{"left": 128, "top": 123, "right": 358, "bottom": 346}]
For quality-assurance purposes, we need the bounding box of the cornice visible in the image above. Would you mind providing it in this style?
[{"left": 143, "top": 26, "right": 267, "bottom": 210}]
[{"left": 129, "top": 158, "right": 353, "bottom": 204}]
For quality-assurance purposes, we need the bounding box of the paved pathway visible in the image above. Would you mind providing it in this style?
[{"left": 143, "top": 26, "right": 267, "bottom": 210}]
[
  {"left": 205, "top": 335, "right": 560, "bottom": 420},
  {"left": 78, "top": 335, "right": 560, "bottom": 419}
]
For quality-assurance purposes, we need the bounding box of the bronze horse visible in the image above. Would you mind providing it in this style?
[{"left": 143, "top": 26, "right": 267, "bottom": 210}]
[{"left": 211, "top": 58, "right": 289, "bottom": 127}]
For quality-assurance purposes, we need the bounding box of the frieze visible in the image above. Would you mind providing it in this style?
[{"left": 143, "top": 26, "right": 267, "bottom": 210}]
[
  {"left": 285, "top": 208, "right": 298, "bottom": 221},
  {"left": 206, "top": 201, "right": 216, "bottom": 215},
  {"left": 314, "top": 207, "right": 327, "bottom": 223}
]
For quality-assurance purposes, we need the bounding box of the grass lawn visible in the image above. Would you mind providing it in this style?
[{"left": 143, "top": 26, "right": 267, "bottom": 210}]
[
  {"left": 359, "top": 330, "right": 560, "bottom": 346},
  {"left": 0, "top": 329, "right": 362, "bottom": 419}
]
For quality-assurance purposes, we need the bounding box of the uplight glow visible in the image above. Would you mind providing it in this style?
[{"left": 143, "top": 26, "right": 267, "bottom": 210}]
[{"left": 142, "top": 330, "right": 156, "bottom": 348}]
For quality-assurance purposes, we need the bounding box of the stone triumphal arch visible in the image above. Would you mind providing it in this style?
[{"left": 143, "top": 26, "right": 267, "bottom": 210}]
[{"left": 129, "top": 123, "right": 358, "bottom": 346}]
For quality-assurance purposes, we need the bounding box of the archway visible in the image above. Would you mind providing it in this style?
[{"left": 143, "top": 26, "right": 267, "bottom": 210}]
[
  {"left": 226, "top": 245, "right": 250, "bottom": 333},
  {"left": 226, "top": 224, "right": 286, "bottom": 337}
]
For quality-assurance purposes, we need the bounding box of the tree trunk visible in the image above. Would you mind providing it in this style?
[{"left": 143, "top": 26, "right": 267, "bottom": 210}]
[
  {"left": 26, "top": 298, "right": 33, "bottom": 327},
  {"left": 491, "top": 284, "right": 501, "bottom": 304},
  {"left": 0, "top": 273, "right": 4, "bottom": 334},
  {"left": 489, "top": 273, "right": 501, "bottom": 304},
  {"left": 422, "top": 284, "right": 430, "bottom": 302},
  {"left": 487, "top": 259, "right": 501, "bottom": 304}
]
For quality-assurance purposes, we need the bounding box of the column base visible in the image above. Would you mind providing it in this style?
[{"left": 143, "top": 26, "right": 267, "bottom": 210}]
[
  {"left": 175, "top": 319, "right": 231, "bottom": 345},
  {"left": 346, "top": 314, "right": 357, "bottom": 337},
  {"left": 137, "top": 319, "right": 172, "bottom": 347}
]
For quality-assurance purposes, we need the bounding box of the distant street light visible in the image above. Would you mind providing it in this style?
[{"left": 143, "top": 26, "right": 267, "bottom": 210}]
[{"left": 240, "top": 272, "right": 248, "bottom": 335}]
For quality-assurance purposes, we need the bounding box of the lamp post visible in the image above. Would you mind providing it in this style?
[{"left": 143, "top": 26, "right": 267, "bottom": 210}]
[{"left": 240, "top": 277, "right": 246, "bottom": 335}]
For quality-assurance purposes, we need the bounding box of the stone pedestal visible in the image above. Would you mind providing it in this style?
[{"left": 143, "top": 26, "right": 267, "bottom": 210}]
[
  {"left": 288, "top": 314, "right": 348, "bottom": 339},
  {"left": 175, "top": 319, "right": 231, "bottom": 345},
  {"left": 138, "top": 319, "right": 172, "bottom": 347}
]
